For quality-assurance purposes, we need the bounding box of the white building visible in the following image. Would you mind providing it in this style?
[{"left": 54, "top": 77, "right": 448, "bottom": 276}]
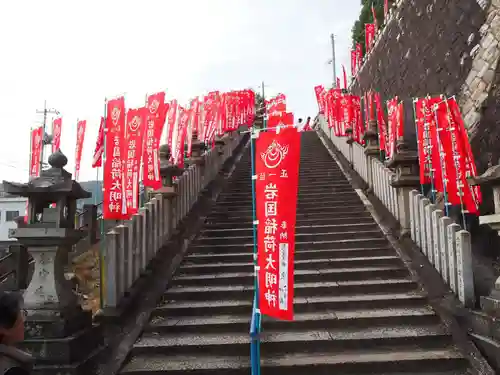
[{"left": 0, "top": 184, "right": 27, "bottom": 247}]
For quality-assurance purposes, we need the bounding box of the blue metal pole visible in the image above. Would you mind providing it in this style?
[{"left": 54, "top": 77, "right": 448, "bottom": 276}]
[{"left": 249, "top": 127, "right": 261, "bottom": 375}]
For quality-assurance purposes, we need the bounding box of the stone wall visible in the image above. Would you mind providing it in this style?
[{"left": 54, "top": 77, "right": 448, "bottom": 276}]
[
  {"left": 352, "top": 0, "right": 487, "bottom": 101},
  {"left": 460, "top": 0, "right": 500, "bottom": 174}
]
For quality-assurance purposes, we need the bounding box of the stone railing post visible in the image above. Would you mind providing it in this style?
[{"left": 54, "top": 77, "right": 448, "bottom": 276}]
[
  {"left": 468, "top": 164, "right": 500, "bottom": 315},
  {"left": 387, "top": 99, "right": 420, "bottom": 235},
  {"left": 363, "top": 118, "right": 380, "bottom": 192},
  {"left": 345, "top": 128, "right": 354, "bottom": 166},
  {"left": 387, "top": 146, "right": 420, "bottom": 236},
  {"left": 82, "top": 204, "right": 98, "bottom": 244}
]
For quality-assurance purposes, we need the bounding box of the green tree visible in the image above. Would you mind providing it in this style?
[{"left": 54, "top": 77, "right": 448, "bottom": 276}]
[{"left": 351, "top": 0, "right": 393, "bottom": 54}]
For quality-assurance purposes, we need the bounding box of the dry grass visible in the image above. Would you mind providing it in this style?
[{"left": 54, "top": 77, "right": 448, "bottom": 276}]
[{"left": 71, "top": 244, "right": 102, "bottom": 316}]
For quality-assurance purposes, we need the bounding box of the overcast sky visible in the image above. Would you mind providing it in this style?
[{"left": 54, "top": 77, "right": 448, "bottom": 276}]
[{"left": 0, "top": 0, "right": 360, "bottom": 183}]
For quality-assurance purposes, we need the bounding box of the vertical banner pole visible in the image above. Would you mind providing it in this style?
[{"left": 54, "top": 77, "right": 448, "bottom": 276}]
[
  {"left": 249, "top": 127, "right": 261, "bottom": 375},
  {"left": 412, "top": 98, "right": 426, "bottom": 197},
  {"left": 99, "top": 98, "right": 108, "bottom": 309},
  {"left": 433, "top": 100, "right": 450, "bottom": 217}
]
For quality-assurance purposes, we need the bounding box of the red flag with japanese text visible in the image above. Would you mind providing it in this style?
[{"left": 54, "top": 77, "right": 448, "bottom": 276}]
[
  {"left": 30, "top": 127, "right": 43, "bottom": 179},
  {"left": 92, "top": 117, "right": 104, "bottom": 168},
  {"left": 356, "top": 43, "right": 363, "bottom": 70},
  {"left": 374, "top": 93, "right": 387, "bottom": 151},
  {"left": 386, "top": 97, "right": 399, "bottom": 159},
  {"left": 435, "top": 100, "right": 481, "bottom": 214},
  {"left": 351, "top": 50, "right": 357, "bottom": 77},
  {"left": 447, "top": 98, "right": 482, "bottom": 210},
  {"left": 125, "top": 107, "right": 146, "bottom": 216},
  {"left": 52, "top": 117, "right": 62, "bottom": 153},
  {"left": 143, "top": 92, "right": 167, "bottom": 189},
  {"left": 74, "top": 120, "right": 86, "bottom": 181},
  {"left": 255, "top": 127, "right": 300, "bottom": 321},
  {"left": 365, "top": 24, "right": 376, "bottom": 53},
  {"left": 103, "top": 97, "right": 127, "bottom": 220}
]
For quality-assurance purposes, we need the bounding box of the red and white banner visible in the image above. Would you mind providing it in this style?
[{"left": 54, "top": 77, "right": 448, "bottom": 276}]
[
  {"left": 173, "top": 106, "right": 190, "bottom": 168},
  {"left": 365, "top": 24, "right": 376, "bottom": 53},
  {"left": 125, "top": 107, "right": 146, "bottom": 216},
  {"left": 143, "top": 92, "right": 167, "bottom": 189},
  {"left": 74, "top": 120, "right": 86, "bottom": 180},
  {"left": 351, "top": 50, "right": 357, "bottom": 77},
  {"left": 52, "top": 117, "right": 62, "bottom": 153},
  {"left": 435, "top": 99, "right": 481, "bottom": 214},
  {"left": 103, "top": 97, "right": 127, "bottom": 220},
  {"left": 92, "top": 117, "right": 105, "bottom": 168},
  {"left": 30, "top": 127, "right": 43, "bottom": 179},
  {"left": 356, "top": 43, "right": 363, "bottom": 70},
  {"left": 385, "top": 97, "right": 400, "bottom": 159},
  {"left": 255, "top": 127, "right": 301, "bottom": 321}
]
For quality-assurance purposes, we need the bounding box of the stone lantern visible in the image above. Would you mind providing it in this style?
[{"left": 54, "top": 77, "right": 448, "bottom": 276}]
[
  {"left": 3, "top": 150, "right": 92, "bottom": 338},
  {"left": 157, "top": 144, "right": 184, "bottom": 195},
  {"left": 191, "top": 131, "right": 207, "bottom": 164},
  {"left": 215, "top": 133, "right": 227, "bottom": 155}
]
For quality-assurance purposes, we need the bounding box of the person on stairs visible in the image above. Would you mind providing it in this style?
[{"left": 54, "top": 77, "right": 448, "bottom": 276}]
[
  {"left": 0, "top": 292, "right": 33, "bottom": 375},
  {"left": 296, "top": 118, "right": 304, "bottom": 131}
]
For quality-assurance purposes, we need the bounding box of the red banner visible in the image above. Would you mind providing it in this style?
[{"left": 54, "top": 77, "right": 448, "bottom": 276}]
[
  {"left": 386, "top": 97, "right": 399, "bottom": 159},
  {"left": 365, "top": 24, "right": 376, "bottom": 53},
  {"left": 52, "top": 117, "right": 62, "bottom": 153},
  {"left": 356, "top": 43, "right": 363, "bottom": 70},
  {"left": 374, "top": 93, "right": 387, "bottom": 151},
  {"left": 173, "top": 106, "right": 190, "bottom": 168},
  {"left": 143, "top": 92, "right": 167, "bottom": 189},
  {"left": 166, "top": 99, "right": 178, "bottom": 150},
  {"left": 74, "top": 120, "right": 86, "bottom": 181},
  {"left": 351, "top": 50, "right": 357, "bottom": 77},
  {"left": 30, "top": 127, "right": 43, "bottom": 179},
  {"left": 125, "top": 107, "right": 146, "bottom": 216},
  {"left": 103, "top": 97, "right": 127, "bottom": 220},
  {"left": 256, "top": 127, "right": 301, "bottom": 321},
  {"left": 436, "top": 99, "right": 481, "bottom": 214},
  {"left": 92, "top": 117, "right": 105, "bottom": 168}
]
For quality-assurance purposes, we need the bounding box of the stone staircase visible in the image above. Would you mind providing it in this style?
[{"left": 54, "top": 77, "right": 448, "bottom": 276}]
[{"left": 120, "top": 131, "right": 479, "bottom": 374}]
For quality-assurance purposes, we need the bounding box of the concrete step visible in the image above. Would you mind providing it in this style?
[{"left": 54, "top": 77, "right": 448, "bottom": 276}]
[
  {"left": 179, "top": 255, "right": 403, "bottom": 274},
  {"left": 218, "top": 190, "right": 360, "bottom": 202},
  {"left": 190, "top": 237, "right": 390, "bottom": 253},
  {"left": 193, "top": 230, "right": 385, "bottom": 246},
  {"left": 201, "top": 222, "right": 378, "bottom": 236},
  {"left": 202, "top": 214, "right": 375, "bottom": 229},
  {"left": 132, "top": 324, "right": 452, "bottom": 357},
  {"left": 165, "top": 278, "right": 416, "bottom": 301},
  {"left": 171, "top": 262, "right": 410, "bottom": 286},
  {"left": 122, "top": 349, "right": 467, "bottom": 375},
  {"left": 208, "top": 204, "right": 368, "bottom": 218},
  {"left": 214, "top": 197, "right": 362, "bottom": 211},
  {"left": 156, "top": 292, "right": 428, "bottom": 317},
  {"left": 146, "top": 307, "right": 440, "bottom": 334},
  {"left": 185, "top": 247, "right": 395, "bottom": 263}
]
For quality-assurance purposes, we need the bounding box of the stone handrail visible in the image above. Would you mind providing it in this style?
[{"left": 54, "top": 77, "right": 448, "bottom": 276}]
[
  {"left": 317, "top": 115, "right": 475, "bottom": 308},
  {"left": 102, "top": 132, "right": 242, "bottom": 308}
]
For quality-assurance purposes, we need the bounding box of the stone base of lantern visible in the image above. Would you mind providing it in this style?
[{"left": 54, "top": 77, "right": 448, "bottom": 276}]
[{"left": 21, "top": 308, "right": 100, "bottom": 374}]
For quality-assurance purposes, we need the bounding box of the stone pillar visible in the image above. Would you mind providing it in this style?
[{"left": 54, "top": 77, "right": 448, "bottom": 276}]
[
  {"left": 363, "top": 119, "right": 380, "bottom": 192},
  {"left": 468, "top": 164, "right": 500, "bottom": 314},
  {"left": 387, "top": 145, "right": 420, "bottom": 236},
  {"left": 345, "top": 128, "right": 354, "bottom": 166}
]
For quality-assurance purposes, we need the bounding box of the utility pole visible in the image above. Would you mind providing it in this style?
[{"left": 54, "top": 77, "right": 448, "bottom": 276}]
[
  {"left": 330, "top": 34, "right": 337, "bottom": 88},
  {"left": 257, "top": 81, "right": 268, "bottom": 129},
  {"left": 35, "top": 100, "right": 60, "bottom": 171}
]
